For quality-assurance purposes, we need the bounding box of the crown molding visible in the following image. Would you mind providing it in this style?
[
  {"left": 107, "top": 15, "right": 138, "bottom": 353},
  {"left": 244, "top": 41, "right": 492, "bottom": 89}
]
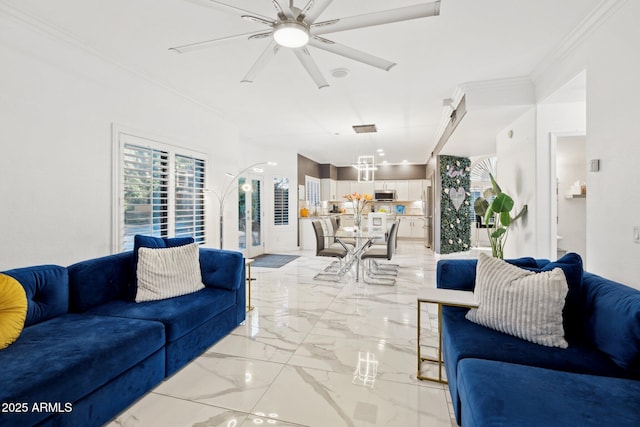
[
  {"left": 458, "top": 76, "right": 532, "bottom": 93},
  {"left": 530, "top": 0, "right": 628, "bottom": 82},
  {"left": 0, "top": 1, "right": 227, "bottom": 119}
]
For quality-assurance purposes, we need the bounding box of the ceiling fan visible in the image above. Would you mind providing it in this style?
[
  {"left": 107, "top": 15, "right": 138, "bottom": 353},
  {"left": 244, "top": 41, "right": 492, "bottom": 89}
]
[{"left": 170, "top": 0, "right": 441, "bottom": 88}]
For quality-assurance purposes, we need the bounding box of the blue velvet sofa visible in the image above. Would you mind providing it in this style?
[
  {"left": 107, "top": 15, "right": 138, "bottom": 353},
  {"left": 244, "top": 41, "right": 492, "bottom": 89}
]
[
  {"left": 0, "top": 247, "right": 245, "bottom": 427},
  {"left": 437, "top": 255, "right": 640, "bottom": 426}
]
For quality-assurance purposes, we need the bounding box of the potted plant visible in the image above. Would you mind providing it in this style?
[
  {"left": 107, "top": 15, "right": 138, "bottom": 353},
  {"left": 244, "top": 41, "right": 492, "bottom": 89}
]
[{"left": 473, "top": 174, "right": 527, "bottom": 259}]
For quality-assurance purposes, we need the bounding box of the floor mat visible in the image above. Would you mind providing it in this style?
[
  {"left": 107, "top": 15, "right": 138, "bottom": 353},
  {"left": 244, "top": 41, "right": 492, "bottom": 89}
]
[{"left": 251, "top": 254, "right": 300, "bottom": 268}]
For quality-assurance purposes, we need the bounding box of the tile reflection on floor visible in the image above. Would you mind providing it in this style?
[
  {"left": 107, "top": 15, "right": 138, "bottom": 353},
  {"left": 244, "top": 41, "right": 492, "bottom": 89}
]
[{"left": 107, "top": 241, "right": 457, "bottom": 427}]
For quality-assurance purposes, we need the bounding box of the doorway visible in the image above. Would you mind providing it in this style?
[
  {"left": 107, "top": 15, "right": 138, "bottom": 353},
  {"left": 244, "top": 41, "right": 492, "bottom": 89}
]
[
  {"left": 555, "top": 135, "right": 587, "bottom": 265},
  {"left": 238, "top": 175, "right": 264, "bottom": 258}
]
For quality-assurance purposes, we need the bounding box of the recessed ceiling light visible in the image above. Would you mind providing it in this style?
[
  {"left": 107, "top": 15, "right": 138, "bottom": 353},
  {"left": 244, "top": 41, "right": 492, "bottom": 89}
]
[
  {"left": 331, "top": 68, "right": 350, "bottom": 78},
  {"left": 376, "top": 148, "right": 384, "bottom": 153},
  {"left": 402, "top": 160, "right": 409, "bottom": 164},
  {"left": 378, "top": 152, "right": 385, "bottom": 156}
]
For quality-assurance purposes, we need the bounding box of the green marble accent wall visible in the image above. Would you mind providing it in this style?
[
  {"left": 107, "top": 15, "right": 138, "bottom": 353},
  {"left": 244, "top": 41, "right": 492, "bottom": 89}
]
[{"left": 439, "top": 155, "right": 471, "bottom": 254}]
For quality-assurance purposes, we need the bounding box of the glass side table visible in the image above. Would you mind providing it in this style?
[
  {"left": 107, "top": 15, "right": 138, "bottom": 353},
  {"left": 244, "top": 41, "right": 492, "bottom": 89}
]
[{"left": 417, "top": 288, "right": 478, "bottom": 383}]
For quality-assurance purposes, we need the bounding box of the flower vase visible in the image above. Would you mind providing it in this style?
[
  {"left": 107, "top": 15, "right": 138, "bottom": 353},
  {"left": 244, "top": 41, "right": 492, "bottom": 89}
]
[{"left": 354, "top": 214, "right": 362, "bottom": 231}]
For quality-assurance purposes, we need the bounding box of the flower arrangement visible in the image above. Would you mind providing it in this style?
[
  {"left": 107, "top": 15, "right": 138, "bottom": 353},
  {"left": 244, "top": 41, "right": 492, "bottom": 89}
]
[{"left": 344, "top": 192, "right": 372, "bottom": 229}]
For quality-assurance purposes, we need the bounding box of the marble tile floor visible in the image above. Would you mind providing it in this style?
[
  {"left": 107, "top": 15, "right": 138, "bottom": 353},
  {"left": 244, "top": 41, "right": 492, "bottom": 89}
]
[{"left": 108, "top": 241, "right": 463, "bottom": 427}]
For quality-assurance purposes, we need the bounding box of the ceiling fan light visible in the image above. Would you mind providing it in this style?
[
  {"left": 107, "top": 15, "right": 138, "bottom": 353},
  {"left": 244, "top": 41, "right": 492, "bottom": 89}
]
[{"left": 273, "top": 22, "right": 309, "bottom": 48}]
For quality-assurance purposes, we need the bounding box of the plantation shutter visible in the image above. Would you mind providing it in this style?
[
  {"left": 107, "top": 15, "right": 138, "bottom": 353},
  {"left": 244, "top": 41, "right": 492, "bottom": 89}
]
[
  {"left": 117, "top": 130, "right": 208, "bottom": 252},
  {"left": 274, "top": 177, "right": 289, "bottom": 226},
  {"left": 175, "top": 154, "right": 206, "bottom": 244},
  {"left": 122, "top": 143, "right": 169, "bottom": 250}
]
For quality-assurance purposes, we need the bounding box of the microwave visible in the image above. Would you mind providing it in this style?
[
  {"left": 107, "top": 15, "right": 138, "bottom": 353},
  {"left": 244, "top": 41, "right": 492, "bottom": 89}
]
[{"left": 374, "top": 190, "right": 396, "bottom": 201}]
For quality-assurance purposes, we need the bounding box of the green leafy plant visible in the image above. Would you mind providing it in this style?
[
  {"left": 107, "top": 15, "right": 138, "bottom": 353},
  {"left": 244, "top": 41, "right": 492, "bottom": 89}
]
[{"left": 473, "top": 174, "right": 527, "bottom": 259}]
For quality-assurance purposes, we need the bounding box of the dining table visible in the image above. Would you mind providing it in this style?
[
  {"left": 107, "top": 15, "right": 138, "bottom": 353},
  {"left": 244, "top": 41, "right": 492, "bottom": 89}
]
[{"left": 332, "top": 226, "right": 388, "bottom": 282}]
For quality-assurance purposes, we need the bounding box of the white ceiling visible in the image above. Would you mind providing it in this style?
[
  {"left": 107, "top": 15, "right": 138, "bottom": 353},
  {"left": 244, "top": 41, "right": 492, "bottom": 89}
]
[{"left": 4, "top": 0, "right": 599, "bottom": 165}]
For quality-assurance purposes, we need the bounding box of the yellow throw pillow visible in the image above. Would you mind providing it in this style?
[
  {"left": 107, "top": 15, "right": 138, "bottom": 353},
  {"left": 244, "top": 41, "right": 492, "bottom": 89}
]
[{"left": 0, "top": 273, "right": 28, "bottom": 350}]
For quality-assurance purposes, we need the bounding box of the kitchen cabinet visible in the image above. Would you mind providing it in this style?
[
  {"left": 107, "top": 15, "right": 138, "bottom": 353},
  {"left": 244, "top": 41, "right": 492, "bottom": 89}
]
[
  {"left": 377, "top": 180, "right": 395, "bottom": 190},
  {"left": 299, "top": 218, "right": 316, "bottom": 251},
  {"left": 321, "top": 179, "right": 337, "bottom": 201},
  {"left": 398, "top": 216, "right": 425, "bottom": 239},
  {"left": 376, "top": 180, "right": 424, "bottom": 201},
  {"left": 408, "top": 180, "right": 425, "bottom": 200},
  {"left": 375, "top": 180, "right": 408, "bottom": 199},
  {"left": 335, "top": 179, "right": 426, "bottom": 202},
  {"left": 350, "top": 181, "right": 374, "bottom": 196},
  {"left": 336, "top": 181, "right": 351, "bottom": 201},
  {"left": 395, "top": 181, "right": 409, "bottom": 200}
]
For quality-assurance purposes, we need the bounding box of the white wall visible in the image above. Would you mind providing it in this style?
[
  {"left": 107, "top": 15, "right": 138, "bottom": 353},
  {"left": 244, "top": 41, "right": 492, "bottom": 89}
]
[
  {"left": 495, "top": 101, "right": 587, "bottom": 261},
  {"left": 536, "top": 101, "right": 586, "bottom": 259},
  {"left": 495, "top": 108, "right": 537, "bottom": 259},
  {"left": 586, "top": 0, "right": 640, "bottom": 287},
  {"left": 263, "top": 152, "right": 299, "bottom": 254},
  {"left": 0, "top": 11, "right": 242, "bottom": 269},
  {"left": 498, "top": 0, "right": 640, "bottom": 288}
]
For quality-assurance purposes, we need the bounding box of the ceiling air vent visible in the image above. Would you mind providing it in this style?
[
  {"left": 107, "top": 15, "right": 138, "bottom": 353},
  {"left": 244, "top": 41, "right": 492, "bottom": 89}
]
[{"left": 352, "top": 124, "right": 377, "bottom": 134}]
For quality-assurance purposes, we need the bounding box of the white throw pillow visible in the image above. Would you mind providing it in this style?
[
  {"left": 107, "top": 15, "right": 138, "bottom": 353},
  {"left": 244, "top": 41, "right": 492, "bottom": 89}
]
[
  {"left": 136, "top": 243, "right": 205, "bottom": 302},
  {"left": 466, "top": 253, "right": 569, "bottom": 348}
]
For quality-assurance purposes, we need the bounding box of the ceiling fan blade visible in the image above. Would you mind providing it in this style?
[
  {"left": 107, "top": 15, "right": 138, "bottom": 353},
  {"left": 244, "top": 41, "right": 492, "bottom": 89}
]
[
  {"left": 300, "top": 0, "right": 334, "bottom": 23},
  {"left": 309, "top": 37, "right": 396, "bottom": 71},
  {"left": 248, "top": 31, "right": 273, "bottom": 41},
  {"left": 169, "top": 30, "right": 268, "bottom": 54},
  {"left": 241, "top": 40, "right": 280, "bottom": 83},
  {"left": 293, "top": 47, "right": 329, "bottom": 89},
  {"left": 272, "top": 0, "right": 296, "bottom": 20},
  {"left": 186, "top": 0, "right": 273, "bottom": 22},
  {"left": 242, "top": 15, "right": 275, "bottom": 27},
  {"left": 311, "top": 1, "right": 440, "bottom": 35}
]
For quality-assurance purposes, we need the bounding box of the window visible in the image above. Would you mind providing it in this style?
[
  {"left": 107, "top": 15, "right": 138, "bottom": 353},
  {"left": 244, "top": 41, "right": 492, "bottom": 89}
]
[
  {"left": 174, "top": 154, "right": 206, "bottom": 242},
  {"left": 305, "top": 176, "right": 321, "bottom": 210},
  {"left": 274, "top": 177, "right": 289, "bottom": 226},
  {"left": 469, "top": 188, "right": 482, "bottom": 220},
  {"left": 116, "top": 132, "right": 207, "bottom": 251}
]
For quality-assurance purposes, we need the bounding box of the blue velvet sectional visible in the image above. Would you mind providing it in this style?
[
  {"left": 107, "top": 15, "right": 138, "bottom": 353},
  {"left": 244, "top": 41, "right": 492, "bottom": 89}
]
[
  {"left": 437, "top": 255, "right": 640, "bottom": 426},
  {"left": 0, "top": 248, "right": 245, "bottom": 427}
]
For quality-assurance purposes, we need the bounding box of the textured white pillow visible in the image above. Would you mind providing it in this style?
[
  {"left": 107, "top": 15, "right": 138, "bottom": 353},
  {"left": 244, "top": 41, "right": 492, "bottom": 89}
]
[
  {"left": 136, "top": 243, "right": 205, "bottom": 302},
  {"left": 466, "top": 253, "right": 569, "bottom": 348}
]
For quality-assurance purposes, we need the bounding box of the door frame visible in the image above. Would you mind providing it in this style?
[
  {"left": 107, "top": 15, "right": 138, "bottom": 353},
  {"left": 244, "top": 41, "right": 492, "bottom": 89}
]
[
  {"left": 238, "top": 173, "right": 265, "bottom": 258},
  {"left": 549, "top": 130, "right": 587, "bottom": 264}
]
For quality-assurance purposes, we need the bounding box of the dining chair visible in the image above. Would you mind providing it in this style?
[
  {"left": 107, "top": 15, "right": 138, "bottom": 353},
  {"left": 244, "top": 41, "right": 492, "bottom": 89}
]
[
  {"left": 312, "top": 219, "right": 349, "bottom": 281},
  {"left": 360, "top": 221, "right": 399, "bottom": 285},
  {"left": 330, "top": 216, "right": 355, "bottom": 247}
]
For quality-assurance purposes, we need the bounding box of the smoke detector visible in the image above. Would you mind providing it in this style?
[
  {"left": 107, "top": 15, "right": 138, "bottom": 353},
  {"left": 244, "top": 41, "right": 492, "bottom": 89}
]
[{"left": 331, "top": 68, "right": 351, "bottom": 79}]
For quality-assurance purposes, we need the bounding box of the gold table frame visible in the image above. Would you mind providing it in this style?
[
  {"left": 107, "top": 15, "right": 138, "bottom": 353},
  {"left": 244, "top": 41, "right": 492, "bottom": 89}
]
[
  {"left": 417, "top": 288, "right": 478, "bottom": 383},
  {"left": 245, "top": 258, "right": 255, "bottom": 312}
]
